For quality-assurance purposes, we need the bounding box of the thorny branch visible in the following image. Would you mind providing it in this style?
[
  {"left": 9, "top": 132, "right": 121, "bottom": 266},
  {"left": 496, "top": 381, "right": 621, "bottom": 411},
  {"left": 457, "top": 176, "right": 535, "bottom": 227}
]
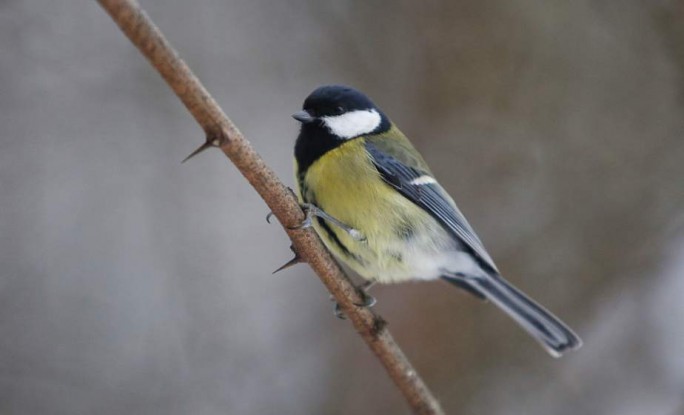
[{"left": 96, "top": 1, "right": 444, "bottom": 414}]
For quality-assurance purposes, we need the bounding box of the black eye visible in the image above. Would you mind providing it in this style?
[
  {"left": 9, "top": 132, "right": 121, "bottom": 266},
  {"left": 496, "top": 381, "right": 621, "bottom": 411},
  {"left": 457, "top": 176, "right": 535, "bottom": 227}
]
[{"left": 335, "top": 106, "right": 345, "bottom": 115}]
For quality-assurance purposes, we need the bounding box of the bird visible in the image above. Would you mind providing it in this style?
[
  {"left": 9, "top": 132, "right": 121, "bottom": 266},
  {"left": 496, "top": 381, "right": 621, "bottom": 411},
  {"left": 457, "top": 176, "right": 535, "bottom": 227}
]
[{"left": 291, "top": 84, "right": 582, "bottom": 357}]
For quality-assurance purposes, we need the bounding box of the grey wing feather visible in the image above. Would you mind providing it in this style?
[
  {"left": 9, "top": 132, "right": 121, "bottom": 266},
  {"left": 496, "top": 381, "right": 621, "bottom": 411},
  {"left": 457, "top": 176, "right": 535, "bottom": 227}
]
[{"left": 365, "top": 141, "right": 499, "bottom": 273}]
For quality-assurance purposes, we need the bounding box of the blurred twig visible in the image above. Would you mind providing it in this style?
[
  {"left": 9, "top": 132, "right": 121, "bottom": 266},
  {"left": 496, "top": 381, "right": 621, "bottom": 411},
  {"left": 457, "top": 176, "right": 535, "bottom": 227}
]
[{"left": 96, "top": 1, "right": 444, "bottom": 414}]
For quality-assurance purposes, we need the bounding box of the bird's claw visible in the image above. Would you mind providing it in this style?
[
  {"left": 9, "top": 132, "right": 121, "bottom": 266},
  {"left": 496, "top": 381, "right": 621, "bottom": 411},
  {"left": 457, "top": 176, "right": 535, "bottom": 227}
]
[
  {"left": 288, "top": 203, "right": 316, "bottom": 230},
  {"left": 333, "top": 302, "right": 346, "bottom": 320},
  {"left": 355, "top": 291, "right": 377, "bottom": 308},
  {"left": 330, "top": 283, "right": 377, "bottom": 319},
  {"left": 288, "top": 213, "right": 313, "bottom": 230}
]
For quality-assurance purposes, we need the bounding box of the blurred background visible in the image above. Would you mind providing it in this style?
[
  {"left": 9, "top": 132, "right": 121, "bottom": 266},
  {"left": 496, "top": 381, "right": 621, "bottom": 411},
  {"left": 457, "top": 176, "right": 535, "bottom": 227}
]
[{"left": 2, "top": 0, "right": 684, "bottom": 414}]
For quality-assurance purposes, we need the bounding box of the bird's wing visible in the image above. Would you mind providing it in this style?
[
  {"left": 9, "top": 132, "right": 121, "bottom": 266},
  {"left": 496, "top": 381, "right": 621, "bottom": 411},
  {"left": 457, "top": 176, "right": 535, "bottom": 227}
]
[{"left": 365, "top": 139, "right": 499, "bottom": 273}]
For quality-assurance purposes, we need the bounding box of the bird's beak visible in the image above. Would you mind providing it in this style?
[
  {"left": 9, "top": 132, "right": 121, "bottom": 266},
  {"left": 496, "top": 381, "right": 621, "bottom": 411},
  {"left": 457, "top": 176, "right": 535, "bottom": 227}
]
[{"left": 292, "top": 110, "right": 315, "bottom": 124}]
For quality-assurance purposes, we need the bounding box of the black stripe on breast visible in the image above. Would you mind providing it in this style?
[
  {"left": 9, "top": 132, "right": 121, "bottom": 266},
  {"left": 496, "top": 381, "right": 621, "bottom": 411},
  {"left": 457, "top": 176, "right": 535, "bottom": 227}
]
[{"left": 316, "top": 217, "right": 364, "bottom": 265}]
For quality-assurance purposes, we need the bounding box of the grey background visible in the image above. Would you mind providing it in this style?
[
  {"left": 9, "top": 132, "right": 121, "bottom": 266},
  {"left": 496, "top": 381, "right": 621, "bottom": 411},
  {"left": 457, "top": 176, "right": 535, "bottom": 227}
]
[{"left": 1, "top": 1, "right": 684, "bottom": 414}]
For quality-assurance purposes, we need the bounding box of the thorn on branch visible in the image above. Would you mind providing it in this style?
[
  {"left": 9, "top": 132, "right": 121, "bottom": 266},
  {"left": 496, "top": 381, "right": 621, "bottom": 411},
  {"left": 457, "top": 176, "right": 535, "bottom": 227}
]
[
  {"left": 371, "top": 316, "right": 387, "bottom": 338},
  {"left": 181, "top": 127, "right": 227, "bottom": 163},
  {"left": 272, "top": 244, "right": 304, "bottom": 274}
]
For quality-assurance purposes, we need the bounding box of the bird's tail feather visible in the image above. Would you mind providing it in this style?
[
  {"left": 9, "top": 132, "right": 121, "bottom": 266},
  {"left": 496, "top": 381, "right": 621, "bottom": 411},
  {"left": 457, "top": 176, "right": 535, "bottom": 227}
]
[{"left": 446, "top": 274, "right": 582, "bottom": 357}]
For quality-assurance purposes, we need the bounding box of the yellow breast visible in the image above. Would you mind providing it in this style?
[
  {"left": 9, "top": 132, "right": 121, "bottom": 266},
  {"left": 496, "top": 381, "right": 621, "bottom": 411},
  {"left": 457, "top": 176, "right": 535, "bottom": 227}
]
[{"left": 298, "top": 138, "right": 440, "bottom": 281}]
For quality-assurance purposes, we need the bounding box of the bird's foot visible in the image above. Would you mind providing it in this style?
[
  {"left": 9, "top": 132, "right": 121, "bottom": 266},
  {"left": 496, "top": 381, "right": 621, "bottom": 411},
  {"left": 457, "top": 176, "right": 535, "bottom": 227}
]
[
  {"left": 290, "top": 203, "right": 366, "bottom": 242},
  {"left": 331, "top": 281, "right": 377, "bottom": 320},
  {"left": 265, "top": 187, "right": 300, "bottom": 225}
]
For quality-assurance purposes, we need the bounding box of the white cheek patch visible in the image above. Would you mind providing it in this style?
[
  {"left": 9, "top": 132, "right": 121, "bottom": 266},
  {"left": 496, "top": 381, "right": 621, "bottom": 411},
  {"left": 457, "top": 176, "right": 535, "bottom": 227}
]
[
  {"left": 409, "top": 175, "right": 437, "bottom": 185},
  {"left": 322, "top": 109, "right": 382, "bottom": 139}
]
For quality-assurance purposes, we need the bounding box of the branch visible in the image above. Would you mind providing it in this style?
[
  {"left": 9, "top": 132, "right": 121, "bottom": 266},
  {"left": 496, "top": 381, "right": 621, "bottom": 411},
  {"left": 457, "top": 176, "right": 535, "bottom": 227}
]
[{"left": 96, "top": 1, "right": 444, "bottom": 414}]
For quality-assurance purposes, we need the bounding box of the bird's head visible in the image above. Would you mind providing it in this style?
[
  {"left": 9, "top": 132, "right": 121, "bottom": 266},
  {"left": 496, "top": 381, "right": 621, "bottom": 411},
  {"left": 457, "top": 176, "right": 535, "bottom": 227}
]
[{"left": 293, "top": 85, "right": 389, "bottom": 140}]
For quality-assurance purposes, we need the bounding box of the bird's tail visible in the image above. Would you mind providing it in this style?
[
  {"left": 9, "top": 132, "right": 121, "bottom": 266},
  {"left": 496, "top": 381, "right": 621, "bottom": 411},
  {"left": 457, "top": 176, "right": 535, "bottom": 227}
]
[{"left": 446, "top": 274, "right": 582, "bottom": 357}]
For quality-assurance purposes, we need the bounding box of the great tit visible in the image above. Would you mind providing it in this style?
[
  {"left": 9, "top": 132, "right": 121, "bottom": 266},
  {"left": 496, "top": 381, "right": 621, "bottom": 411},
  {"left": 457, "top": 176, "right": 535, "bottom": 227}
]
[{"left": 292, "top": 85, "right": 581, "bottom": 357}]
